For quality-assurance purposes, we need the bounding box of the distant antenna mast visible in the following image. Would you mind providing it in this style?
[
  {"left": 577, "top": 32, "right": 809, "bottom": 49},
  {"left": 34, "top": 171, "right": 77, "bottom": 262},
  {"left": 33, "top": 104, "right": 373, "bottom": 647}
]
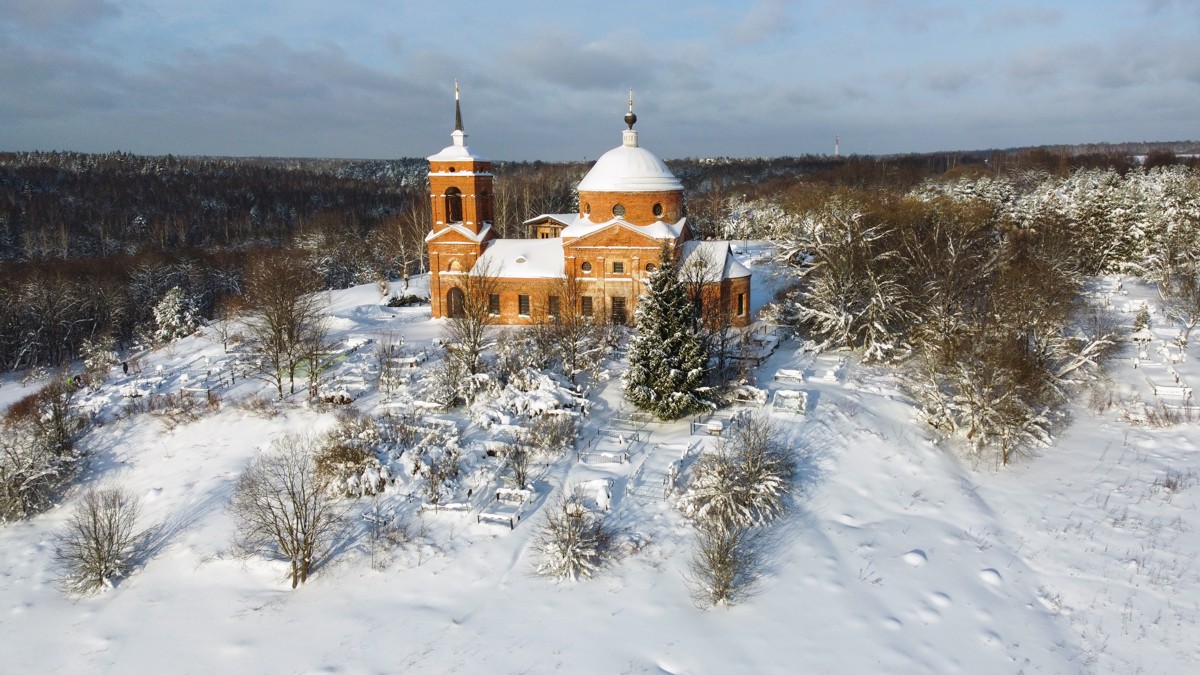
[{"left": 835, "top": 135, "right": 840, "bottom": 158}]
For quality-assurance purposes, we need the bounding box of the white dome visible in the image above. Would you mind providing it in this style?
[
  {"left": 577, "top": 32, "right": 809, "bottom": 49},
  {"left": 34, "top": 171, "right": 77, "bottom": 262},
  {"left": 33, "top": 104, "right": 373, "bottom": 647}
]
[{"left": 577, "top": 130, "right": 683, "bottom": 193}]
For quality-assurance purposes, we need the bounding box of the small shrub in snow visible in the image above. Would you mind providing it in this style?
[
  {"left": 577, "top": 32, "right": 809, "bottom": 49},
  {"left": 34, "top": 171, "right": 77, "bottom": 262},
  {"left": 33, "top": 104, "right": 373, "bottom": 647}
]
[
  {"left": 364, "top": 499, "right": 413, "bottom": 570},
  {"left": 686, "top": 521, "right": 759, "bottom": 608},
  {"left": 54, "top": 487, "right": 142, "bottom": 595},
  {"left": 144, "top": 390, "right": 221, "bottom": 430},
  {"left": 386, "top": 294, "right": 428, "bottom": 308},
  {"left": 494, "top": 330, "right": 548, "bottom": 384},
  {"left": 533, "top": 491, "right": 614, "bottom": 581},
  {"left": 1133, "top": 304, "right": 1151, "bottom": 332},
  {"left": 418, "top": 357, "right": 472, "bottom": 409},
  {"left": 678, "top": 414, "right": 794, "bottom": 529},
  {"left": 525, "top": 414, "right": 579, "bottom": 457},
  {"left": 417, "top": 446, "right": 462, "bottom": 505},
  {"left": 234, "top": 394, "right": 280, "bottom": 418},
  {"left": 500, "top": 441, "right": 533, "bottom": 490}
]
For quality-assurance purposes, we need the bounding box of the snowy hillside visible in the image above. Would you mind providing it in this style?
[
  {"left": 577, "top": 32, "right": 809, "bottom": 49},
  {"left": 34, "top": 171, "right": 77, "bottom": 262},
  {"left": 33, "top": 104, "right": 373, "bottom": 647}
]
[{"left": 2, "top": 260, "right": 1199, "bottom": 674}]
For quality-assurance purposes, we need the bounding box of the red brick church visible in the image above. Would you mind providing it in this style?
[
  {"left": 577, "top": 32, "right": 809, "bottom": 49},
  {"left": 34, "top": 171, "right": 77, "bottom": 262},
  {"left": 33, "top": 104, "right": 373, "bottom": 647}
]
[{"left": 426, "top": 89, "right": 751, "bottom": 327}]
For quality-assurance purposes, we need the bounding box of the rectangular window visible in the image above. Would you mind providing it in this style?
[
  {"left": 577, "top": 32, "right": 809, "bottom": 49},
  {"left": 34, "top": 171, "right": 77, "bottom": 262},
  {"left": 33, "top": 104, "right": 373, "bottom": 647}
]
[
  {"left": 489, "top": 294, "right": 501, "bottom": 316},
  {"left": 611, "top": 297, "right": 627, "bottom": 326},
  {"left": 518, "top": 294, "right": 531, "bottom": 316},
  {"left": 548, "top": 296, "right": 561, "bottom": 317},
  {"left": 581, "top": 296, "right": 593, "bottom": 317},
  {"left": 611, "top": 261, "right": 625, "bottom": 275},
  {"left": 737, "top": 293, "right": 746, "bottom": 316}
]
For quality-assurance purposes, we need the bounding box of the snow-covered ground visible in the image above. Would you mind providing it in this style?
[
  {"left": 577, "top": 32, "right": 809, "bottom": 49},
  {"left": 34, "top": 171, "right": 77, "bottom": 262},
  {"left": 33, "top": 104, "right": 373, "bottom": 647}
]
[{"left": 2, "top": 252, "right": 1199, "bottom": 674}]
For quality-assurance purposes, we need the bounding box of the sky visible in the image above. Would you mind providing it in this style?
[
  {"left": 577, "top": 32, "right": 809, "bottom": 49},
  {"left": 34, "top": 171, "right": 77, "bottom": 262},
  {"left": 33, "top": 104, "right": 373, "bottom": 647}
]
[{"left": 1, "top": 0, "right": 1197, "bottom": 161}]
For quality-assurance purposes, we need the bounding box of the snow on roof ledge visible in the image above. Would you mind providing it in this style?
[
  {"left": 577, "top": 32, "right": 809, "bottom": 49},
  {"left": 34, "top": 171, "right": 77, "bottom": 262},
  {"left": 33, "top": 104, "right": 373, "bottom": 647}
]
[
  {"left": 561, "top": 217, "right": 686, "bottom": 241},
  {"left": 523, "top": 213, "right": 581, "bottom": 226},
  {"left": 428, "top": 144, "right": 487, "bottom": 162}
]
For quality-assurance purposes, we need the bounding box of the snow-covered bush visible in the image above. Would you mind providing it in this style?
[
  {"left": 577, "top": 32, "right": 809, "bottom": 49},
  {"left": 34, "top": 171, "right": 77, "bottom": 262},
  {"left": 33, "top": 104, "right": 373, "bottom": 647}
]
[
  {"left": 314, "top": 411, "right": 386, "bottom": 497},
  {"left": 494, "top": 330, "right": 547, "bottom": 384},
  {"left": 153, "top": 286, "right": 201, "bottom": 343},
  {"left": 1, "top": 378, "right": 87, "bottom": 522},
  {"left": 54, "top": 487, "right": 142, "bottom": 595},
  {"left": 525, "top": 414, "right": 578, "bottom": 457},
  {"left": 418, "top": 356, "right": 500, "bottom": 409},
  {"left": 79, "top": 335, "right": 117, "bottom": 388},
  {"left": 533, "top": 490, "right": 614, "bottom": 581},
  {"left": 416, "top": 445, "right": 462, "bottom": 505},
  {"left": 678, "top": 414, "right": 794, "bottom": 528}
]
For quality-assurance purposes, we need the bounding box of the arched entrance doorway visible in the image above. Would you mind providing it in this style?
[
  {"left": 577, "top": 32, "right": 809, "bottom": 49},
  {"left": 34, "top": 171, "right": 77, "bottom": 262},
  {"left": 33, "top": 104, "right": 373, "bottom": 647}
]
[{"left": 446, "top": 287, "right": 465, "bottom": 318}]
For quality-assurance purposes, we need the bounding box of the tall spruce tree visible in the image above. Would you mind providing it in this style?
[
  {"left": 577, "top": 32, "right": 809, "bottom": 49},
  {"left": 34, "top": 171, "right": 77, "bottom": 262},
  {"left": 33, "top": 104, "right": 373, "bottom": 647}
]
[{"left": 623, "top": 251, "right": 712, "bottom": 419}]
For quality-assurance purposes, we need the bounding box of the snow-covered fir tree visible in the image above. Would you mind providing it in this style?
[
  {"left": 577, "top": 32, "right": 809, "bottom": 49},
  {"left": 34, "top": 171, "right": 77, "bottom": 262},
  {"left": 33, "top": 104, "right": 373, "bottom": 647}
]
[
  {"left": 152, "top": 286, "right": 200, "bottom": 343},
  {"left": 623, "top": 252, "right": 712, "bottom": 419}
]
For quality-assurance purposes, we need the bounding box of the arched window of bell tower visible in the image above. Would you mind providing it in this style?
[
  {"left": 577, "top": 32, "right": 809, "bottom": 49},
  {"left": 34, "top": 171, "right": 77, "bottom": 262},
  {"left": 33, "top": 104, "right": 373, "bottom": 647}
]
[{"left": 445, "top": 187, "right": 464, "bottom": 223}]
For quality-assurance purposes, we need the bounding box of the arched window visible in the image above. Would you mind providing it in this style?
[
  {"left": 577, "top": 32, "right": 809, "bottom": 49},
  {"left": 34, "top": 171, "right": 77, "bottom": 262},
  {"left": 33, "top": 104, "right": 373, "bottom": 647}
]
[
  {"left": 581, "top": 261, "right": 593, "bottom": 274},
  {"left": 448, "top": 259, "right": 463, "bottom": 272},
  {"left": 445, "top": 187, "right": 463, "bottom": 223},
  {"left": 446, "top": 287, "right": 465, "bottom": 318},
  {"left": 584, "top": 202, "right": 591, "bottom": 215}
]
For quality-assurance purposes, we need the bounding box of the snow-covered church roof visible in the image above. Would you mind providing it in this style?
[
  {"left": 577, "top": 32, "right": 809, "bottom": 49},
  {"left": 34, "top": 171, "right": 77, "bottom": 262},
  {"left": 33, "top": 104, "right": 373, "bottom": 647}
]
[
  {"left": 677, "top": 240, "right": 751, "bottom": 281},
  {"left": 576, "top": 128, "right": 683, "bottom": 193},
  {"left": 473, "top": 238, "right": 565, "bottom": 279}
]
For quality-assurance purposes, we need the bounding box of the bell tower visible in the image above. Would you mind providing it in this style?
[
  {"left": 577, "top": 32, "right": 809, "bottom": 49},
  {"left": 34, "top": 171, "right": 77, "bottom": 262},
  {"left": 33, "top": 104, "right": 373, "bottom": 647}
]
[
  {"left": 426, "top": 83, "right": 495, "bottom": 319},
  {"left": 427, "top": 83, "right": 493, "bottom": 233}
]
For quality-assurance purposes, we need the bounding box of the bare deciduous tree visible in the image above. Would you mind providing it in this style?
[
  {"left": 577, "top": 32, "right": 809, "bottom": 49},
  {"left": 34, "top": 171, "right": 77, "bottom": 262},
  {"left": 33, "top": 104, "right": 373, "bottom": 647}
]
[
  {"left": 500, "top": 441, "right": 533, "bottom": 490},
  {"left": 243, "top": 254, "right": 329, "bottom": 399},
  {"left": 442, "top": 262, "right": 500, "bottom": 377},
  {"left": 374, "top": 332, "right": 404, "bottom": 397},
  {"left": 535, "top": 272, "right": 614, "bottom": 383},
  {"left": 54, "top": 487, "right": 142, "bottom": 595},
  {"left": 230, "top": 433, "right": 345, "bottom": 588}
]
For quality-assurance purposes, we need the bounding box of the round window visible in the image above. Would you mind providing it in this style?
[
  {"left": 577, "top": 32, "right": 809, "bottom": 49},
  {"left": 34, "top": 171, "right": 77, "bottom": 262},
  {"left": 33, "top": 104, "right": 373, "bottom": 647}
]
[
  {"left": 581, "top": 262, "right": 593, "bottom": 273},
  {"left": 653, "top": 203, "right": 664, "bottom": 218},
  {"left": 612, "top": 204, "right": 626, "bottom": 218},
  {"left": 645, "top": 262, "right": 656, "bottom": 273},
  {"left": 448, "top": 166, "right": 456, "bottom": 173}
]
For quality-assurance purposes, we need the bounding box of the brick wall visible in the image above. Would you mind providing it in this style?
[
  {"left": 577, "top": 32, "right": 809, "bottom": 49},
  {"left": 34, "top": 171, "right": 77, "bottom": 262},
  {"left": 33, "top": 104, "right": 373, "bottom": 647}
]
[{"left": 578, "top": 189, "right": 683, "bottom": 226}]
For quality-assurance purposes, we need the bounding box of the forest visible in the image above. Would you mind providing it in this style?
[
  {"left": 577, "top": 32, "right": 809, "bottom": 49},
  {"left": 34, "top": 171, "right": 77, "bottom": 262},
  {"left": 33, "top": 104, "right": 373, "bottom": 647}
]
[{"left": 0, "top": 144, "right": 1197, "bottom": 375}]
